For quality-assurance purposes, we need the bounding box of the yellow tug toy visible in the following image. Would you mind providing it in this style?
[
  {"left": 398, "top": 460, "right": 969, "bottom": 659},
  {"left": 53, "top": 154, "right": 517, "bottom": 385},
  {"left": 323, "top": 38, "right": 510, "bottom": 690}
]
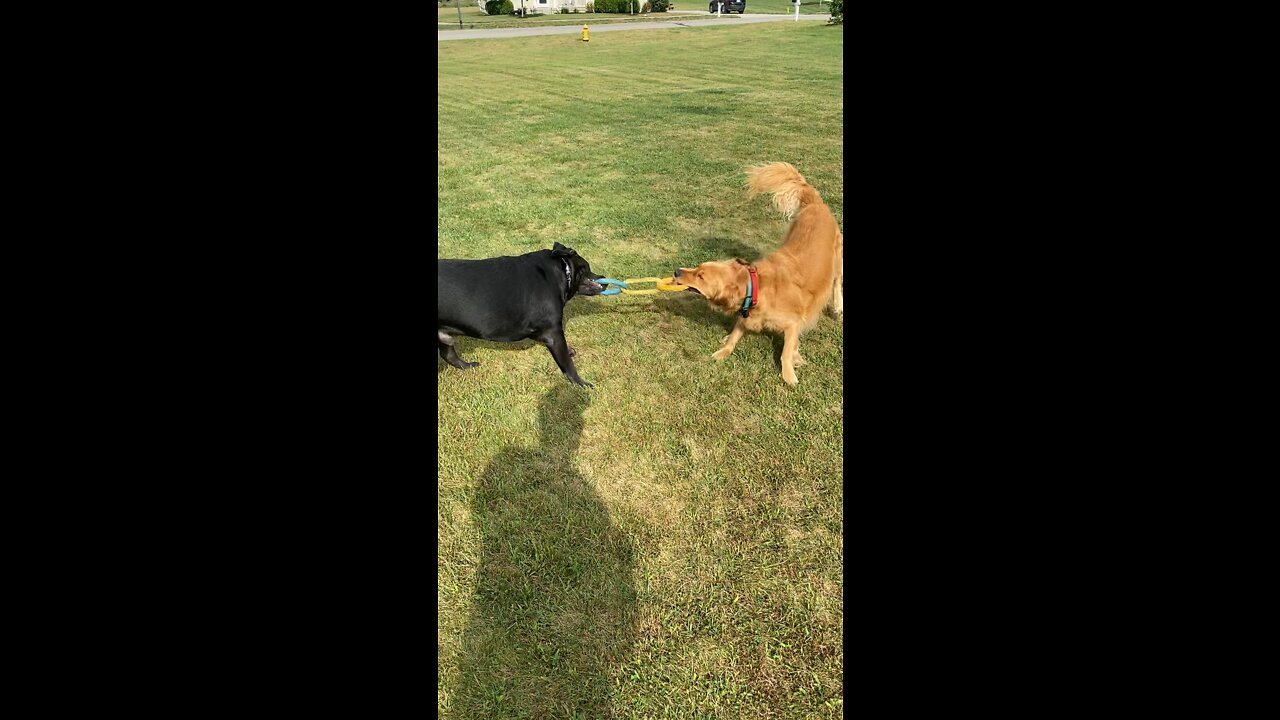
[{"left": 596, "top": 276, "right": 687, "bottom": 296}]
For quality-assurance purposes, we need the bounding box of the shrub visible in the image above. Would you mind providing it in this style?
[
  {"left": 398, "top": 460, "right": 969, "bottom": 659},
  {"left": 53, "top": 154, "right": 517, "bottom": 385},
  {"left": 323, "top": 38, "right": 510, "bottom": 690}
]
[
  {"left": 586, "top": 1, "right": 594, "bottom": 10},
  {"left": 828, "top": 0, "right": 842, "bottom": 23},
  {"left": 485, "top": 0, "right": 514, "bottom": 14},
  {"left": 651, "top": 0, "right": 670, "bottom": 10},
  {"left": 593, "top": 0, "right": 637, "bottom": 11},
  {"left": 561, "top": 6, "right": 569, "bottom": 11}
]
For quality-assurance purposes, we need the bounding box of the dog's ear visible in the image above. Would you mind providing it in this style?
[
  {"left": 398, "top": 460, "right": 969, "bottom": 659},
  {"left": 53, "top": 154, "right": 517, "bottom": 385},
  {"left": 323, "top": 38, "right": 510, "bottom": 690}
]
[{"left": 552, "top": 242, "right": 577, "bottom": 257}]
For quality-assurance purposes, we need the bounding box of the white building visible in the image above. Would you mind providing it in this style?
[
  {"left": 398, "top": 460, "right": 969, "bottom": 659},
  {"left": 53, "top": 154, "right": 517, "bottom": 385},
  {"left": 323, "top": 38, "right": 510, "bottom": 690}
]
[{"left": 479, "top": 0, "right": 593, "bottom": 13}]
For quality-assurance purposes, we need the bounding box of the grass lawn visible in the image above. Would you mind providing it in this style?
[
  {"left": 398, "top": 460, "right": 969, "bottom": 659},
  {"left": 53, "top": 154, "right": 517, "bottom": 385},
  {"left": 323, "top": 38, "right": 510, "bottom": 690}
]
[{"left": 438, "top": 22, "right": 843, "bottom": 720}]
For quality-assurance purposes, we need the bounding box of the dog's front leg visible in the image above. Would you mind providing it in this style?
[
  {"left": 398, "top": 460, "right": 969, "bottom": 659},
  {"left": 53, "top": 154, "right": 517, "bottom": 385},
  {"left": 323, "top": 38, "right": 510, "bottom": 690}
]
[
  {"left": 781, "top": 325, "right": 800, "bottom": 386},
  {"left": 713, "top": 318, "right": 747, "bottom": 361},
  {"left": 542, "top": 328, "right": 592, "bottom": 388}
]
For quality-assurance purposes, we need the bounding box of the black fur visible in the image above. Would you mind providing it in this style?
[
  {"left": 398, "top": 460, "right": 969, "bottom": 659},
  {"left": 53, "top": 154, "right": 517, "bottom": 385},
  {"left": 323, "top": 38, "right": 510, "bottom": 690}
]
[{"left": 438, "top": 242, "right": 603, "bottom": 387}]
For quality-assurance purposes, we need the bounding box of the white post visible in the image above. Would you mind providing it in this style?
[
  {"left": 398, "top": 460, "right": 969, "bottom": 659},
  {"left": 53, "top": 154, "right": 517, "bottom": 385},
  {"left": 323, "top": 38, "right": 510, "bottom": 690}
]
[
  {"left": 794, "top": 0, "right": 799, "bottom": 21},
  {"left": 717, "top": 2, "right": 722, "bottom": 15}
]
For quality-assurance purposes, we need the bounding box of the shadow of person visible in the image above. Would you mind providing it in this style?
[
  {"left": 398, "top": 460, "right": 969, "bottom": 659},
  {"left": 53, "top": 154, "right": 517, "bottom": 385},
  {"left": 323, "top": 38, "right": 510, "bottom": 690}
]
[{"left": 451, "top": 385, "right": 636, "bottom": 719}]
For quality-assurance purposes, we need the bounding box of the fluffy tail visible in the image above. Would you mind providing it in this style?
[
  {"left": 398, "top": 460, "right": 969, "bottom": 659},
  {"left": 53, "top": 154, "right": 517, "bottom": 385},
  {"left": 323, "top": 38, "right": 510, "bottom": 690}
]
[{"left": 745, "top": 162, "right": 823, "bottom": 218}]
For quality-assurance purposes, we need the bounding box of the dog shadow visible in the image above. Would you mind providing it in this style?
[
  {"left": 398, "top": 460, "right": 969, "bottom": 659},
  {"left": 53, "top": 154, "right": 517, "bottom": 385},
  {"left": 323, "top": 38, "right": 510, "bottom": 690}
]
[
  {"left": 438, "top": 337, "right": 541, "bottom": 374},
  {"left": 436, "top": 297, "right": 656, "bottom": 373},
  {"left": 652, "top": 293, "right": 734, "bottom": 328},
  {"left": 437, "top": 235, "right": 784, "bottom": 372},
  {"left": 665, "top": 236, "right": 765, "bottom": 269},
  {"left": 452, "top": 385, "right": 637, "bottom": 717},
  {"left": 563, "top": 296, "right": 655, "bottom": 321}
]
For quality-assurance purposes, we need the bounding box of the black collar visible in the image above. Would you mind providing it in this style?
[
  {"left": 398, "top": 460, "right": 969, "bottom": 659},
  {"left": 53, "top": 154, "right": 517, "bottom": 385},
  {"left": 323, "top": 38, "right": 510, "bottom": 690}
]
[{"left": 739, "top": 266, "right": 759, "bottom": 318}]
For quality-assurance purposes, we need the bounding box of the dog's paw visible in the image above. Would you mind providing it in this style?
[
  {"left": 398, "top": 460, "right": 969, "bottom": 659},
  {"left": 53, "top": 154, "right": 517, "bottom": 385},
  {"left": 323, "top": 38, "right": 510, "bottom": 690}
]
[
  {"left": 793, "top": 353, "right": 807, "bottom": 367},
  {"left": 712, "top": 347, "right": 733, "bottom": 361},
  {"left": 782, "top": 369, "right": 799, "bottom": 386}
]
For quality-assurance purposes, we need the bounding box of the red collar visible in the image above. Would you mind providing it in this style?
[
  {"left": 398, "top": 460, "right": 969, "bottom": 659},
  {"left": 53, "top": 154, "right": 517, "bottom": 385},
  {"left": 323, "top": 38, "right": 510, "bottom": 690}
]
[{"left": 739, "top": 266, "right": 760, "bottom": 318}]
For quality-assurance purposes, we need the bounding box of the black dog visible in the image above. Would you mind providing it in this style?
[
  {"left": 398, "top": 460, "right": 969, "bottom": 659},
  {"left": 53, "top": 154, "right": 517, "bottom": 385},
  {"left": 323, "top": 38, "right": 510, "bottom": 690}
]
[{"left": 438, "top": 242, "right": 604, "bottom": 387}]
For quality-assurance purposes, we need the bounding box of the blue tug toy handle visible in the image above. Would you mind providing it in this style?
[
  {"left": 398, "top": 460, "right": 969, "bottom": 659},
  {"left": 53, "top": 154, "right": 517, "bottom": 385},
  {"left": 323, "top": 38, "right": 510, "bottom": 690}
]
[{"left": 597, "top": 278, "right": 627, "bottom": 296}]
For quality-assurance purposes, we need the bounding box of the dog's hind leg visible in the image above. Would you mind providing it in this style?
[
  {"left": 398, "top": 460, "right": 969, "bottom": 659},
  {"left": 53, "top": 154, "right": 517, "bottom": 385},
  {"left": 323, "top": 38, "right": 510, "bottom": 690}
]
[{"left": 438, "top": 331, "right": 478, "bottom": 370}]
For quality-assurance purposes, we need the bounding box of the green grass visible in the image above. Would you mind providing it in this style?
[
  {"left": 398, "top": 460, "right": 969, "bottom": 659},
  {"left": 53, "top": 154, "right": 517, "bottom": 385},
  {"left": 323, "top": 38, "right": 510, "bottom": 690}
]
[{"left": 439, "top": 22, "right": 843, "bottom": 720}]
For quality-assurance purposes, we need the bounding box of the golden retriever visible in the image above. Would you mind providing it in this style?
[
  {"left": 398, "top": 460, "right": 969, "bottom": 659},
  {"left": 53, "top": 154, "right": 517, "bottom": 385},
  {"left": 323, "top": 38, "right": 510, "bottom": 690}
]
[{"left": 674, "top": 162, "right": 842, "bottom": 385}]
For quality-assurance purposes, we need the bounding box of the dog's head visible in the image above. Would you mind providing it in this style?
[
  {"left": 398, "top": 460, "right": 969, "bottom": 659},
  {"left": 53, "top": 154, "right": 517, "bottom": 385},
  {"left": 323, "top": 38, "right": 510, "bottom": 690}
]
[
  {"left": 673, "top": 258, "right": 751, "bottom": 313},
  {"left": 552, "top": 242, "right": 604, "bottom": 296}
]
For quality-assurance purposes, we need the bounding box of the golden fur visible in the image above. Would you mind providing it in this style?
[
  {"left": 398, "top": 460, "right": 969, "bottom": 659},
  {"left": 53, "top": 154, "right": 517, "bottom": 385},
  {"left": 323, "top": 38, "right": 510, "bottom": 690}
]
[{"left": 676, "top": 162, "right": 842, "bottom": 385}]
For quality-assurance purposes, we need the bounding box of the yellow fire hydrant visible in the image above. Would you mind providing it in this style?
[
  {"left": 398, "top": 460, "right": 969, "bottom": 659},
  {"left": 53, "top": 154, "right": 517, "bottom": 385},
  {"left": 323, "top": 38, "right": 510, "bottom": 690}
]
[{"left": 582, "top": 25, "right": 589, "bottom": 42}]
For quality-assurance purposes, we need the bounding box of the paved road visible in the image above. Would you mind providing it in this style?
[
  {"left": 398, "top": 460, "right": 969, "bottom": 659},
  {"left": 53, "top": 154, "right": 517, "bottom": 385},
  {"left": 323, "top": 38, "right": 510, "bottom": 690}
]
[{"left": 439, "top": 13, "right": 830, "bottom": 41}]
